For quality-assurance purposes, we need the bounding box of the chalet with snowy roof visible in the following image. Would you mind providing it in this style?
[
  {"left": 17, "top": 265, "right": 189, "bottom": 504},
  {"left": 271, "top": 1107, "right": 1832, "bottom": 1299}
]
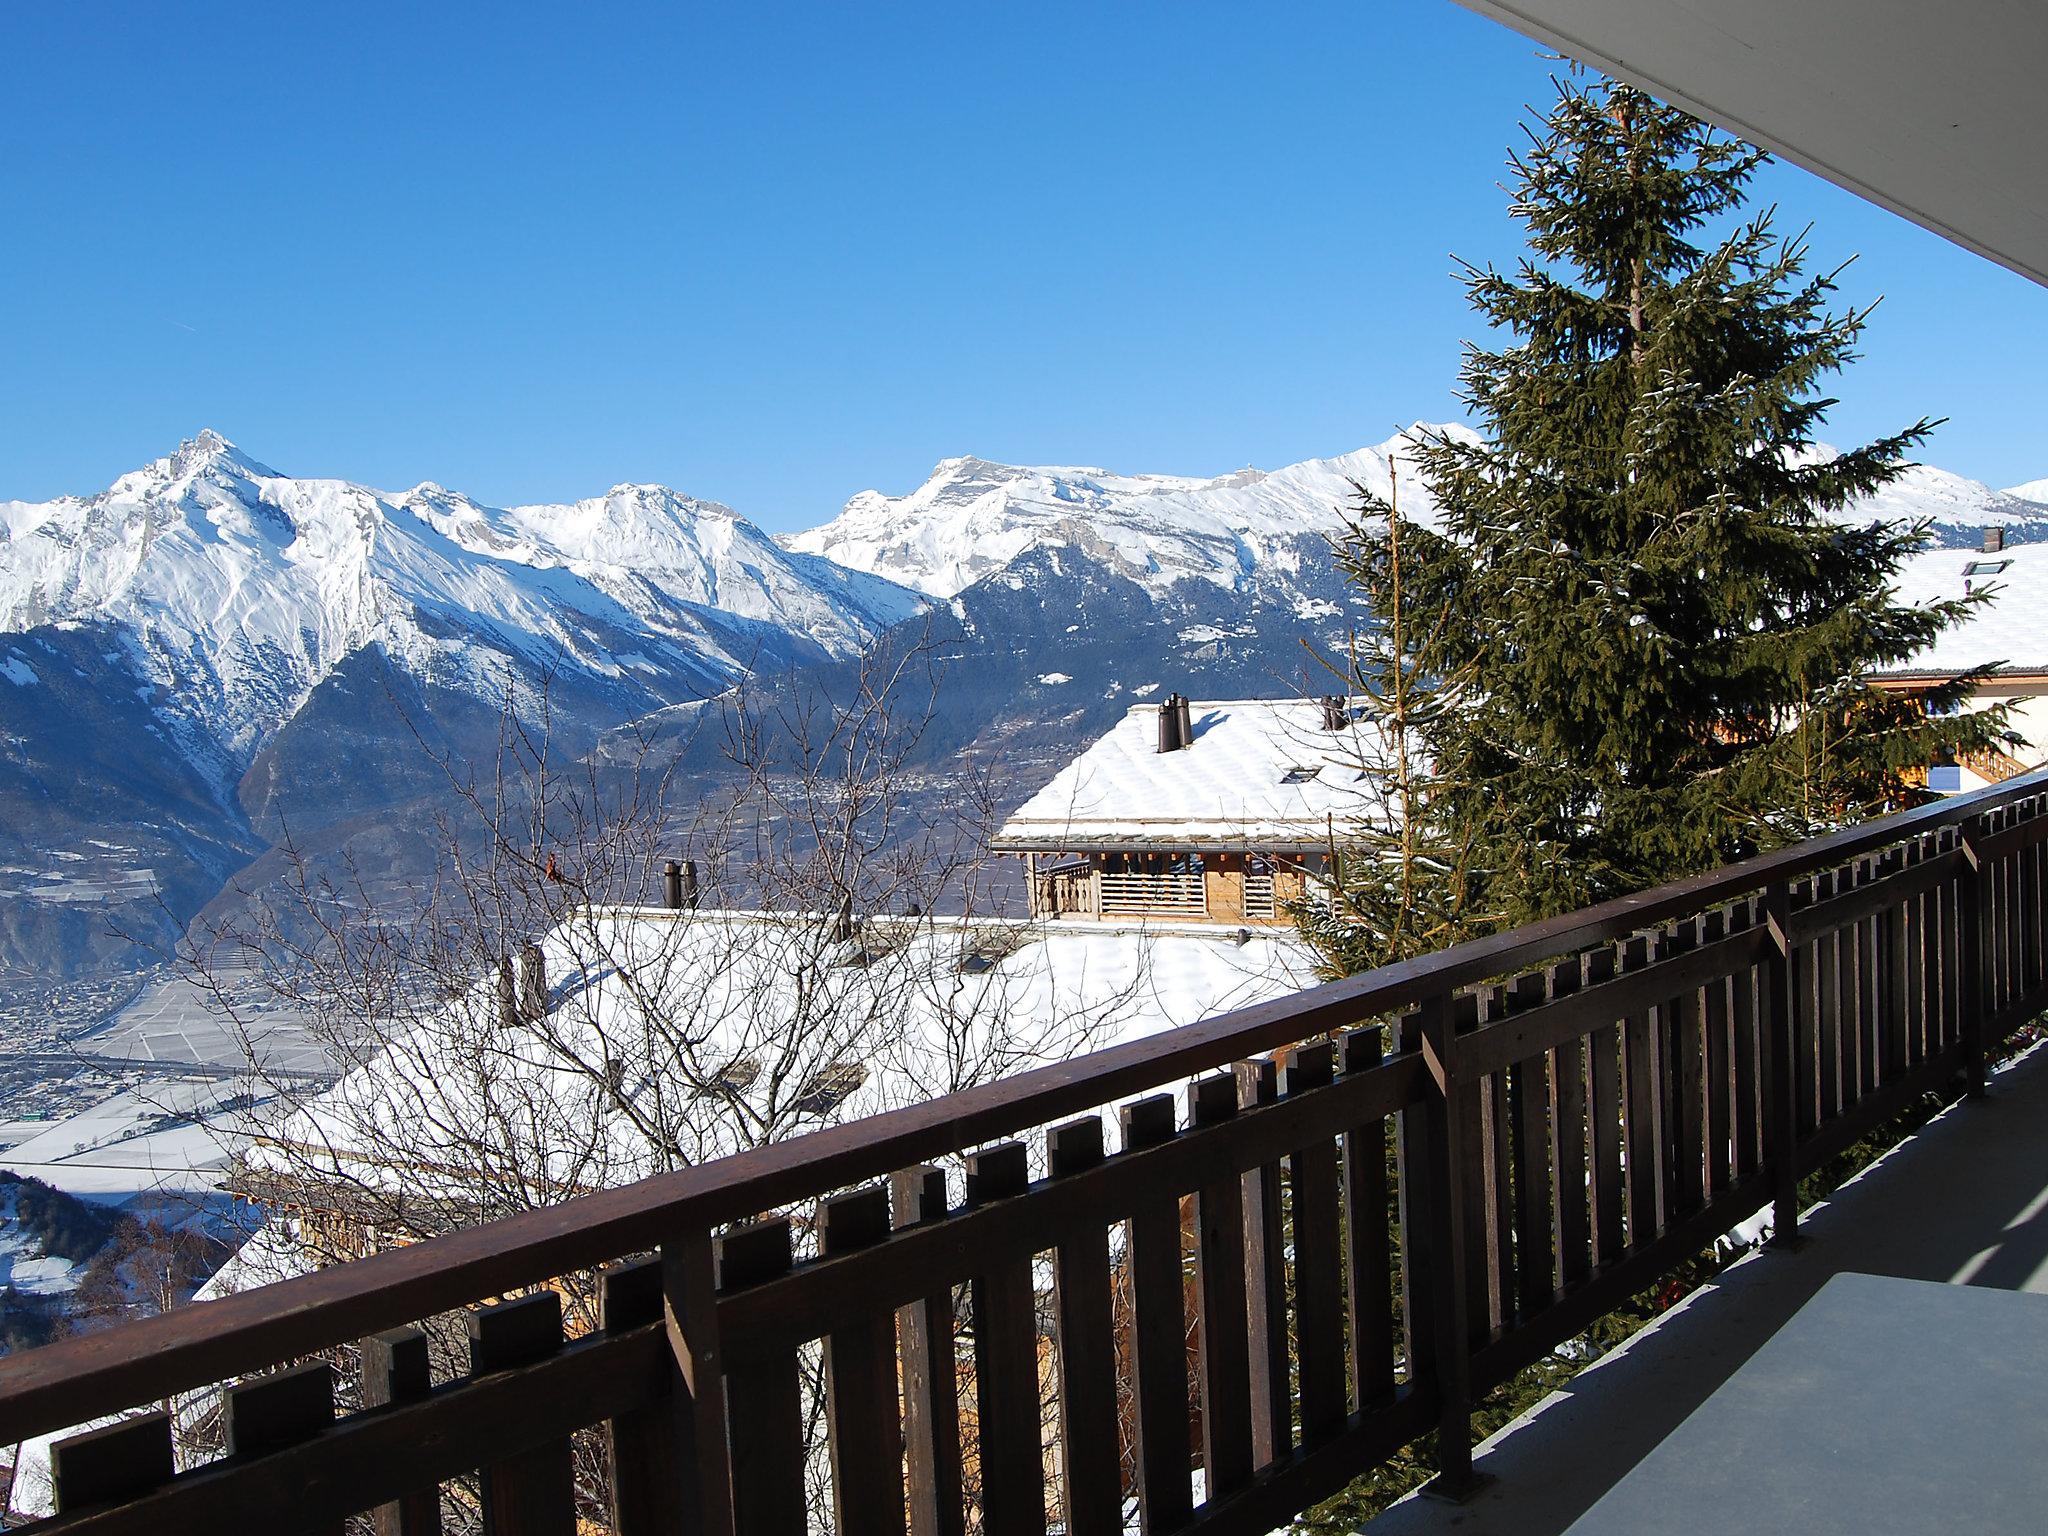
[
  {"left": 992, "top": 694, "right": 1385, "bottom": 923},
  {"left": 1872, "top": 529, "right": 2048, "bottom": 791}
]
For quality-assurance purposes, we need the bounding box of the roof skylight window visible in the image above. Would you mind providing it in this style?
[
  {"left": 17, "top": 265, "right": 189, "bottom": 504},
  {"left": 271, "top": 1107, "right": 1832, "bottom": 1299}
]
[
  {"left": 1963, "top": 559, "right": 2011, "bottom": 576},
  {"left": 1281, "top": 765, "right": 1322, "bottom": 784}
]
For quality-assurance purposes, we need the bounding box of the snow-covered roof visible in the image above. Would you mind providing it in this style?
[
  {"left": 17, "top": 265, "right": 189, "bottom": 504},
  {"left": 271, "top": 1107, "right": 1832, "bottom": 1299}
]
[
  {"left": 1879, "top": 539, "right": 2048, "bottom": 679},
  {"left": 247, "top": 907, "right": 1320, "bottom": 1201},
  {"left": 992, "top": 698, "right": 1390, "bottom": 851}
]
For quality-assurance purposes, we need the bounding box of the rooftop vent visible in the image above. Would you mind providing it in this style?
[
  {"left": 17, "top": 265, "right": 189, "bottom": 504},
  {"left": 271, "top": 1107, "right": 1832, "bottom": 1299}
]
[
  {"left": 1984, "top": 527, "right": 2006, "bottom": 553},
  {"left": 1321, "top": 696, "right": 1347, "bottom": 732}
]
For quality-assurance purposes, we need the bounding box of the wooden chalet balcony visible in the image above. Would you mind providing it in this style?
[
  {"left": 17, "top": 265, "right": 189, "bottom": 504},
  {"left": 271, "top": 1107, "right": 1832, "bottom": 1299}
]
[
  {"left": 1098, "top": 870, "right": 1209, "bottom": 918},
  {"left": 6, "top": 773, "right": 2048, "bottom": 1536}
]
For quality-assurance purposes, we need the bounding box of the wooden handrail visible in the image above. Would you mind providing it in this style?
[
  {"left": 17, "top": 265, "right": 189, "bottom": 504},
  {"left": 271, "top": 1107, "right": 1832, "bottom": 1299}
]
[{"left": 6, "top": 766, "right": 2048, "bottom": 1526}]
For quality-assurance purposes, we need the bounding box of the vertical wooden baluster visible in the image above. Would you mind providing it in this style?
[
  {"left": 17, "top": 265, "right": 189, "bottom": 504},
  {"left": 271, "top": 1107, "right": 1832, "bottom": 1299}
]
[
  {"left": 1960, "top": 815, "right": 1990, "bottom": 1096},
  {"left": 1731, "top": 901, "right": 1763, "bottom": 1179},
  {"left": 50, "top": 1411, "right": 174, "bottom": 1514},
  {"left": 1120, "top": 1094, "right": 1192, "bottom": 1534},
  {"left": 1889, "top": 847, "right": 1915, "bottom": 1081},
  {"left": 1395, "top": 1007, "right": 1437, "bottom": 1394},
  {"left": 892, "top": 1165, "right": 965, "bottom": 1536},
  {"left": 1764, "top": 880, "right": 1803, "bottom": 1244},
  {"left": 1984, "top": 813, "right": 2004, "bottom": 1018},
  {"left": 1583, "top": 947, "right": 1624, "bottom": 1269},
  {"left": 1706, "top": 909, "right": 1736, "bottom": 1196},
  {"left": 819, "top": 1188, "right": 907, "bottom": 1536},
  {"left": 470, "top": 1295, "right": 574, "bottom": 1536},
  {"left": 1235, "top": 1058, "right": 1291, "bottom": 1466},
  {"left": 1842, "top": 865, "right": 1869, "bottom": 1106},
  {"left": 1907, "top": 840, "right": 1930, "bottom": 1065},
  {"left": 1340, "top": 1028, "right": 1395, "bottom": 1409},
  {"left": 1449, "top": 994, "right": 1490, "bottom": 1341},
  {"left": 1813, "top": 873, "right": 1841, "bottom": 1124},
  {"left": 718, "top": 1220, "right": 805, "bottom": 1536},
  {"left": 1046, "top": 1118, "right": 1120, "bottom": 1536},
  {"left": 1667, "top": 919, "right": 1706, "bottom": 1218},
  {"left": 966, "top": 1141, "right": 1047, "bottom": 1536},
  {"left": 1620, "top": 934, "right": 1662, "bottom": 1246},
  {"left": 2023, "top": 806, "right": 2039, "bottom": 999},
  {"left": 363, "top": 1328, "right": 443, "bottom": 1536},
  {"left": 1413, "top": 990, "right": 1479, "bottom": 1496},
  {"left": 1941, "top": 831, "right": 1963, "bottom": 1051},
  {"left": 597, "top": 1260, "right": 687, "bottom": 1536},
  {"left": 1937, "top": 831, "right": 1957, "bottom": 1045},
  {"left": 1190, "top": 1074, "right": 1254, "bottom": 1502},
  {"left": 1508, "top": 971, "right": 1553, "bottom": 1316},
  {"left": 1547, "top": 960, "right": 1591, "bottom": 1289},
  {"left": 1478, "top": 987, "right": 1514, "bottom": 1330},
  {"left": 1778, "top": 887, "right": 1812, "bottom": 1142},
  {"left": 225, "top": 1362, "right": 340, "bottom": 1536},
  {"left": 1280, "top": 1041, "right": 1346, "bottom": 1442}
]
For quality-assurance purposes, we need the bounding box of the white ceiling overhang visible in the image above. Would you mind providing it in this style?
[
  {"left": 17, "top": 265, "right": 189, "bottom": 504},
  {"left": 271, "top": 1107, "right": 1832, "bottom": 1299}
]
[{"left": 1453, "top": 0, "right": 2048, "bottom": 287}]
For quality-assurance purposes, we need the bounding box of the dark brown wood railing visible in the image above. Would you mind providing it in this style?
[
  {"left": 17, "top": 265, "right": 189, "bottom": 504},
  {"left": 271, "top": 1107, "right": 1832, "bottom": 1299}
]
[{"left": 6, "top": 772, "right": 2048, "bottom": 1535}]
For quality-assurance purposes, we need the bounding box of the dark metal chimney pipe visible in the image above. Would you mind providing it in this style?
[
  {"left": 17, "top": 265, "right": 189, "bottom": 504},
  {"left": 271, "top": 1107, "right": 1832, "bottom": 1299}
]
[
  {"left": 663, "top": 860, "right": 683, "bottom": 910},
  {"left": 681, "top": 859, "right": 700, "bottom": 910},
  {"left": 1157, "top": 695, "right": 1183, "bottom": 754}
]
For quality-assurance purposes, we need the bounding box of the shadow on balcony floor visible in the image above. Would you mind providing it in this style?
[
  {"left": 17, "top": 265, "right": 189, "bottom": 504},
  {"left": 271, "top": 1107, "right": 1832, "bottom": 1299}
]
[{"left": 1366, "top": 1039, "right": 2048, "bottom": 1536}]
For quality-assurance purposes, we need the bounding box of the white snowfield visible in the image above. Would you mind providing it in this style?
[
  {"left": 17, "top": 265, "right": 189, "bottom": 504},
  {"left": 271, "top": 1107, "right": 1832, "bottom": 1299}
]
[
  {"left": 0, "top": 432, "right": 923, "bottom": 761},
  {"left": 995, "top": 696, "right": 1392, "bottom": 850},
  {"left": 246, "top": 907, "right": 1321, "bottom": 1202}
]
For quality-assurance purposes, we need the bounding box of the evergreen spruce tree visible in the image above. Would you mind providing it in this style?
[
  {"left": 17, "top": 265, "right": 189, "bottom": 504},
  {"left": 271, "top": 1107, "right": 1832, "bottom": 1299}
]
[{"left": 1336, "top": 75, "right": 2005, "bottom": 940}]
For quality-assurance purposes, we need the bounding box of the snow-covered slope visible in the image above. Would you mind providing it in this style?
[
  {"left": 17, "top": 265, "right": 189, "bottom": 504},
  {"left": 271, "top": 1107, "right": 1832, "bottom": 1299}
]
[
  {"left": 787, "top": 426, "right": 1468, "bottom": 600},
  {"left": 1836, "top": 457, "right": 2048, "bottom": 548},
  {"left": 2005, "top": 477, "right": 2048, "bottom": 506},
  {"left": 0, "top": 432, "right": 923, "bottom": 764}
]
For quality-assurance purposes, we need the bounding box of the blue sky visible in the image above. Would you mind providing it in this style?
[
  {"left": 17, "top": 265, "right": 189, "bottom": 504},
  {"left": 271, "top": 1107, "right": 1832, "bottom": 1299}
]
[{"left": 4, "top": 2, "right": 2043, "bottom": 529}]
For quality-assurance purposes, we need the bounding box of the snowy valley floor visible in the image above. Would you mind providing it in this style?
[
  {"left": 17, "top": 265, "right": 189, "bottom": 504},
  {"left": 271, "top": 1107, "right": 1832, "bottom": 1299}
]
[{"left": 1365, "top": 1040, "right": 2048, "bottom": 1535}]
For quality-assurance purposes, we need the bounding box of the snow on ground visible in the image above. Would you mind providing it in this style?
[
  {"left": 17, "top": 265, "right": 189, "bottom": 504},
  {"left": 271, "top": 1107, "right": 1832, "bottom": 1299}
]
[{"left": 1, "top": 1079, "right": 253, "bottom": 1200}]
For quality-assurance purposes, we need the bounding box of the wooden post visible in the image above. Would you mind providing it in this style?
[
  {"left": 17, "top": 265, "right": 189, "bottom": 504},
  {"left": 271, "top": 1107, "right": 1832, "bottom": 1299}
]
[{"left": 1763, "top": 880, "right": 1804, "bottom": 1246}]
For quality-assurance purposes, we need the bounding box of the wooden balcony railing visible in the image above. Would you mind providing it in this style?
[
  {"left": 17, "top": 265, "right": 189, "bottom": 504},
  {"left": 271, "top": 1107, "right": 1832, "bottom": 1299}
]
[
  {"left": 1099, "top": 871, "right": 1208, "bottom": 917},
  {"left": 6, "top": 772, "right": 2048, "bottom": 1536}
]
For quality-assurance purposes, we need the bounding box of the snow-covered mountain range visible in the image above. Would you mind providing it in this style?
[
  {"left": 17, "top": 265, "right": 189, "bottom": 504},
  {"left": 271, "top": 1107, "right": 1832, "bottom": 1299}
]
[
  {"left": 0, "top": 431, "right": 920, "bottom": 767},
  {"left": 1, "top": 426, "right": 2041, "bottom": 978},
  {"left": 794, "top": 425, "right": 2048, "bottom": 599},
  {"left": 787, "top": 427, "right": 1464, "bottom": 601}
]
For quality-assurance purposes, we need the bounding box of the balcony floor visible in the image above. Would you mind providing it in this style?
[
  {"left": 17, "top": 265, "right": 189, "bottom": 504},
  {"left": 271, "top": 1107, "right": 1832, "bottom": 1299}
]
[{"left": 1367, "top": 1038, "right": 2048, "bottom": 1536}]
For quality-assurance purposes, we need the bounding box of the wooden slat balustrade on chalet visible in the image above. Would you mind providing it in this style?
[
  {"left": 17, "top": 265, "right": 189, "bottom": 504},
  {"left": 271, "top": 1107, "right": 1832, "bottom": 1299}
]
[{"left": 7, "top": 773, "right": 2048, "bottom": 1535}]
